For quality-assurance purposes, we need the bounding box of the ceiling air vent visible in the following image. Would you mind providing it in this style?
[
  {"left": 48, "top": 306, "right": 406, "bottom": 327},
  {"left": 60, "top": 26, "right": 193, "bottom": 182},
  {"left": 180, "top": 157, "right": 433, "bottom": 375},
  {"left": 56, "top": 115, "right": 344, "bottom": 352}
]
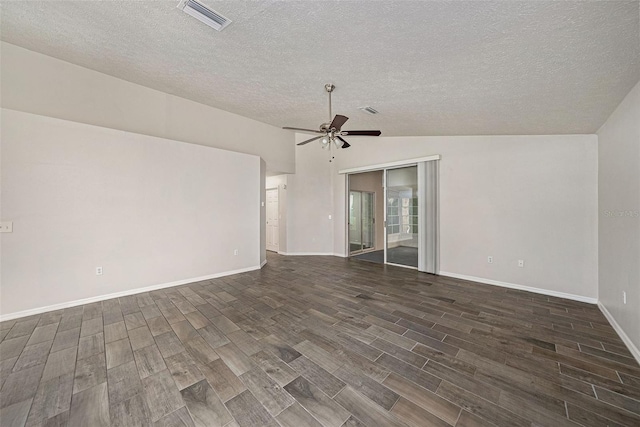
[
  {"left": 359, "top": 106, "right": 379, "bottom": 115},
  {"left": 178, "top": 0, "right": 231, "bottom": 31}
]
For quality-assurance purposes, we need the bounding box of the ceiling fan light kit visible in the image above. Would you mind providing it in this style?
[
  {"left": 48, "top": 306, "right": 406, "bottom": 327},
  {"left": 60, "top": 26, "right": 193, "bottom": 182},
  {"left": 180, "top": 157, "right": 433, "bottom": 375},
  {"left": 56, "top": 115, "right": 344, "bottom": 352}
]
[{"left": 283, "top": 84, "right": 381, "bottom": 156}]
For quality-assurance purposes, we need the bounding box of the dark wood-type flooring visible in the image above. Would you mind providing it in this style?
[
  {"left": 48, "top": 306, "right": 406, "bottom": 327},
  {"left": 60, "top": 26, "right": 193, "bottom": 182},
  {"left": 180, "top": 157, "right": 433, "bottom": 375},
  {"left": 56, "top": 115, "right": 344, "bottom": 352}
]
[{"left": 1, "top": 253, "right": 639, "bottom": 426}]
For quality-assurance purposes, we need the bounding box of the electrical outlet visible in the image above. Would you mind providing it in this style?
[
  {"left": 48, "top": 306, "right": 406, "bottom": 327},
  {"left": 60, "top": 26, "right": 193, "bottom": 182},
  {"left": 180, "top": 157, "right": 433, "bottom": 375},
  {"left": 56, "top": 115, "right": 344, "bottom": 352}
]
[
  {"left": 623, "top": 291, "right": 627, "bottom": 304},
  {"left": 233, "top": 249, "right": 238, "bottom": 256},
  {"left": 96, "top": 267, "right": 103, "bottom": 276},
  {"left": 518, "top": 260, "right": 524, "bottom": 268},
  {"left": 328, "top": 215, "right": 332, "bottom": 220},
  {"left": 487, "top": 256, "right": 493, "bottom": 264},
  {"left": 0, "top": 221, "right": 13, "bottom": 233}
]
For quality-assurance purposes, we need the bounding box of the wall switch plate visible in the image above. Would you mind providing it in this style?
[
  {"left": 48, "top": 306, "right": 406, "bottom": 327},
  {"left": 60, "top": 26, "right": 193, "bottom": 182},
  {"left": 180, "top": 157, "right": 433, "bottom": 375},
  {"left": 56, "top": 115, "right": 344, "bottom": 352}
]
[
  {"left": 96, "top": 267, "right": 103, "bottom": 276},
  {"left": 0, "top": 221, "right": 13, "bottom": 233},
  {"left": 328, "top": 215, "right": 332, "bottom": 220},
  {"left": 518, "top": 260, "right": 525, "bottom": 267},
  {"left": 623, "top": 291, "right": 627, "bottom": 304},
  {"left": 233, "top": 249, "right": 238, "bottom": 256},
  {"left": 487, "top": 256, "right": 493, "bottom": 264}
]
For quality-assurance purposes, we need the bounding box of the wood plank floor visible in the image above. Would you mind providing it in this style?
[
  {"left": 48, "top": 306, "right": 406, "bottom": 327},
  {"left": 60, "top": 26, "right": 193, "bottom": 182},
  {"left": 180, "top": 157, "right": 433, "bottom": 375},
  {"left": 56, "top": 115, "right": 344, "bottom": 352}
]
[{"left": 1, "top": 253, "right": 639, "bottom": 426}]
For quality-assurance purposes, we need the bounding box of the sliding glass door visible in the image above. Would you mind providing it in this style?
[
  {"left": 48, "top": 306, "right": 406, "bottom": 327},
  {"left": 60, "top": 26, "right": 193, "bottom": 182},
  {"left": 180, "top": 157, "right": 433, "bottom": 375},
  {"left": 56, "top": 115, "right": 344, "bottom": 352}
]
[
  {"left": 385, "top": 166, "right": 419, "bottom": 268},
  {"left": 345, "top": 158, "right": 438, "bottom": 273},
  {"left": 349, "top": 191, "right": 375, "bottom": 254}
]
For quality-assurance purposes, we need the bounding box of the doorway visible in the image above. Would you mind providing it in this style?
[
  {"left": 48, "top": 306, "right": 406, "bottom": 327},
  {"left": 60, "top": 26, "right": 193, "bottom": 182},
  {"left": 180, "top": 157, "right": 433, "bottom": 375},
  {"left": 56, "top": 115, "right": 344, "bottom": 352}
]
[
  {"left": 347, "top": 170, "right": 384, "bottom": 261},
  {"left": 349, "top": 191, "right": 375, "bottom": 254},
  {"left": 343, "top": 156, "right": 439, "bottom": 274},
  {"left": 266, "top": 188, "right": 279, "bottom": 252}
]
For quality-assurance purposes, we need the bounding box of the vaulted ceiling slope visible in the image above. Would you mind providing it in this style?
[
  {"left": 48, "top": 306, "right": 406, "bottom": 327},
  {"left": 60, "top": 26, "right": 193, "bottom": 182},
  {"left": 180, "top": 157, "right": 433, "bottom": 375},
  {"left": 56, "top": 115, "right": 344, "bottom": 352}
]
[{"left": 1, "top": 1, "right": 639, "bottom": 136}]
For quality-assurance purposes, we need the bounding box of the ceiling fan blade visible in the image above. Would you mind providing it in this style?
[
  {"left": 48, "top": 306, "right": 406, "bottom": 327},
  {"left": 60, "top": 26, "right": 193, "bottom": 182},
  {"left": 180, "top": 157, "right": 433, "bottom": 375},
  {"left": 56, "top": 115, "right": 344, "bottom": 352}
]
[
  {"left": 336, "top": 136, "right": 350, "bottom": 149},
  {"left": 283, "top": 127, "right": 323, "bottom": 134},
  {"left": 330, "top": 114, "right": 349, "bottom": 131},
  {"left": 341, "top": 130, "right": 381, "bottom": 136},
  {"left": 297, "top": 135, "right": 324, "bottom": 146}
]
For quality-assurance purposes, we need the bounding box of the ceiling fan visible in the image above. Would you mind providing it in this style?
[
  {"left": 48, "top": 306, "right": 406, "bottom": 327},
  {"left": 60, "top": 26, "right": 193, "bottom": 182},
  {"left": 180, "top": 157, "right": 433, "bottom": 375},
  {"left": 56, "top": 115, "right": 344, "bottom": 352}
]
[{"left": 283, "top": 84, "right": 381, "bottom": 150}]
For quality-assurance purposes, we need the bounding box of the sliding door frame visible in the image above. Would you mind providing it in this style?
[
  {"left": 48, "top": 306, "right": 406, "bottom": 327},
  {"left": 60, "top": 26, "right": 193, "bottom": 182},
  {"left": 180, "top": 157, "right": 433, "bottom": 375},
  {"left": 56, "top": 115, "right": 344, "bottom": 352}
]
[{"left": 341, "top": 155, "right": 440, "bottom": 272}]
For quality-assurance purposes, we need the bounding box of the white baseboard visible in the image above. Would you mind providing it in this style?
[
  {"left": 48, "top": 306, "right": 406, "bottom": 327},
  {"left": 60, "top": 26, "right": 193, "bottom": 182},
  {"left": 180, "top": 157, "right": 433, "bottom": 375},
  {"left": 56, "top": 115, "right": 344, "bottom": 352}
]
[
  {"left": 438, "top": 271, "right": 598, "bottom": 304},
  {"left": 260, "top": 259, "right": 267, "bottom": 268},
  {"left": 0, "top": 264, "right": 262, "bottom": 322},
  {"left": 597, "top": 302, "right": 640, "bottom": 365}
]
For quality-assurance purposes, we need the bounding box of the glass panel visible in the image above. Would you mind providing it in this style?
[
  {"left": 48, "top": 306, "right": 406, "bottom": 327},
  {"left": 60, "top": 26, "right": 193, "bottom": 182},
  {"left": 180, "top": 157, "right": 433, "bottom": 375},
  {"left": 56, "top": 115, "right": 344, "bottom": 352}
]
[
  {"left": 349, "top": 191, "right": 362, "bottom": 253},
  {"left": 362, "top": 192, "right": 374, "bottom": 250},
  {"left": 386, "top": 166, "right": 418, "bottom": 268}
]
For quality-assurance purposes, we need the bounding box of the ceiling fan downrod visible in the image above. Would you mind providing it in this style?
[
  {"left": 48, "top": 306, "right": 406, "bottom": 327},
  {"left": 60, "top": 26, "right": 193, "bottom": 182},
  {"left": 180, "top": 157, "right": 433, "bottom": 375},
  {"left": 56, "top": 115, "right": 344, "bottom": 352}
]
[{"left": 325, "top": 83, "right": 335, "bottom": 126}]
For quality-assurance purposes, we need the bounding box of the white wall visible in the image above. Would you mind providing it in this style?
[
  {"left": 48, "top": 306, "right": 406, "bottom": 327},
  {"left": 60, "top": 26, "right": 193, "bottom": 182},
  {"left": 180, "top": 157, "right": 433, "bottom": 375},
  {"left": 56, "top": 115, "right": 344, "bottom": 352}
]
[
  {"left": 291, "top": 134, "right": 598, "bottom": 300},
  {"left": 597, "top": 80, "right": 640, "bottom": 359},
  {"left": 0, "top": 42, "right": 295, "bottom": 175},
  {"left": 0, "top": 109, "right": 262, "bottom": 318},
  {"left": 285, "top": 137, "right": 336, "bottom": 255}
]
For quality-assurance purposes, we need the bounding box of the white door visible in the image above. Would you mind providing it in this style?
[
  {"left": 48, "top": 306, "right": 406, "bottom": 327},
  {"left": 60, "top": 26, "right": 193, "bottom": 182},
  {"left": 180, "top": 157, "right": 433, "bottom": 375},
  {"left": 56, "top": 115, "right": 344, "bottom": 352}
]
[{"left": 266, "top": 188, "right": 279, "bottom": 252}]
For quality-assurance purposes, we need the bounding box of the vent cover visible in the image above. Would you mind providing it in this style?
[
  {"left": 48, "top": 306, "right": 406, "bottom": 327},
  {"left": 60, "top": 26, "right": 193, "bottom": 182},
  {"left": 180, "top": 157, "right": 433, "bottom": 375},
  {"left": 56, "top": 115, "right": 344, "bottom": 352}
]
[
  {"left": 359, "top": 106, "right": 379, "bottom": 115},
  {"left": 178, "top": 0, "right": 231, "bottom": 31}
]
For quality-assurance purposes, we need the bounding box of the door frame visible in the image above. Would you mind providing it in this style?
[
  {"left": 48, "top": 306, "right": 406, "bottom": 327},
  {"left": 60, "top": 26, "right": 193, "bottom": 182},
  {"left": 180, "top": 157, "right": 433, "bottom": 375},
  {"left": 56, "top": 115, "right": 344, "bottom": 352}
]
[
  {"left": 265, "top": 187, "right": 279, "bottom": 252},
  {"left": 348, "top": 190, "right": 376, "bottom": 255}
]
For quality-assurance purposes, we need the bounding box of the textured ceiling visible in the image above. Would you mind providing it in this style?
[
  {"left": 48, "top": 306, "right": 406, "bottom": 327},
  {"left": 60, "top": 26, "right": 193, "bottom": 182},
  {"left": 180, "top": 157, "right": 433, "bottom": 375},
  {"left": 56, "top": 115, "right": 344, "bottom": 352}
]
[{"left": 1, "top": 1, "right": 639, "bottom": 136}]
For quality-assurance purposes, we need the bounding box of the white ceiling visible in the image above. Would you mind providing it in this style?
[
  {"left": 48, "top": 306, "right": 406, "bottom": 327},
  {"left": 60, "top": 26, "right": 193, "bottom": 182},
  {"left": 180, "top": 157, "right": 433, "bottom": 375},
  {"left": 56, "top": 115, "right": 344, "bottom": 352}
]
[{"left": 1, "top": 1, "right": 639, "bottom": 136}]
